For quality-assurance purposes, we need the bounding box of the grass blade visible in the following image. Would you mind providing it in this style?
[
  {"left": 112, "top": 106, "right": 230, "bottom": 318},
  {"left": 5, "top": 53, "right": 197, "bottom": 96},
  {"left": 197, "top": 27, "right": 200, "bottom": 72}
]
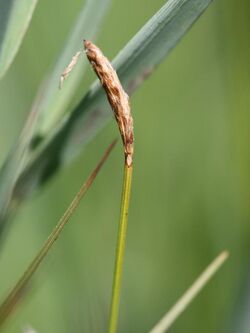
[
  {"left": 0, "top": 0, "right": 38, "bottom": 78},
  {"left": 0, "top": 98, "right": 41, "bottom": 235},
  {"left": 0, "top": 140, "right": 116, "bottom": 327},
  {"left": 149, "top": 251, "right": 229, "bottom": 333},
  {"left": 0, "top": 0, "right": 212, "bottom": 232}
]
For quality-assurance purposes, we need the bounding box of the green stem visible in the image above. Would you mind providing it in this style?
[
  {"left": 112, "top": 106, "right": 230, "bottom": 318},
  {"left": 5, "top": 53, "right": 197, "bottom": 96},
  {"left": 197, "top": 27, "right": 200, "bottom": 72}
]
[
  {"left": 108, "top": 163, "right": 133, "bottom": 333},
  {"left": 0, "top": 140, "right": 116, "bottom": 327}
]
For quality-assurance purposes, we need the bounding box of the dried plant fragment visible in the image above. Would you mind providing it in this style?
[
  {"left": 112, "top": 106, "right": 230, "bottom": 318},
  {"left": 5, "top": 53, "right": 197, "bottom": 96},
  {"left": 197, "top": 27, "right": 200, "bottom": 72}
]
[
  {"left": 23, "top": 325, "right": 38, "bottom": 333},
  {"left": 59, "top": 51, "right": 81, "bottom": 89},
  {"left": 84, "top": 40, "right": 134, "bottom": 167}
]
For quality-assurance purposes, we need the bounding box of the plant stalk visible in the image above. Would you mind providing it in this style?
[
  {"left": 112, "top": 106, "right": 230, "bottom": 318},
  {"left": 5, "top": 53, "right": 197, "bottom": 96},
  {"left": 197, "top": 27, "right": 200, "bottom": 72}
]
[
  {"left": 108, "top": 162, "right": 133, "bottom": 333},
  {"left": 84, "top": 40, "right": 134, "bottom": 333}
]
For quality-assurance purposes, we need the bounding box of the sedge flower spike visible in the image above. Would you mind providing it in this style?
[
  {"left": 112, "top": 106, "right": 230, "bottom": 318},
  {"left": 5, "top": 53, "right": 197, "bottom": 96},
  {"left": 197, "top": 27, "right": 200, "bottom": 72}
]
[
  {"left": 84, "top": 40, "right": 134, "bottom": 167},
  {"left": 84, "top": 40, "right": 134, "bottom": 333}
]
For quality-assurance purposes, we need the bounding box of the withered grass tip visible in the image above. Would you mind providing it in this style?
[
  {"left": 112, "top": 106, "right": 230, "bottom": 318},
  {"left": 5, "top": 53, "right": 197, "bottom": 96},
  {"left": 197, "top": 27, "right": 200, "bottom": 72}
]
[{"left": 84, "top": 39, "right": 134, "bottom": 167}]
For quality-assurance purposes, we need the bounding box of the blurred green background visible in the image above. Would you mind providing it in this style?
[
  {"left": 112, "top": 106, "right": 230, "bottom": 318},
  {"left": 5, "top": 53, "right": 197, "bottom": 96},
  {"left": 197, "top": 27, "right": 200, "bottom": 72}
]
[{"left": 0, "top": 0, "right": 249, "bottom": 332}]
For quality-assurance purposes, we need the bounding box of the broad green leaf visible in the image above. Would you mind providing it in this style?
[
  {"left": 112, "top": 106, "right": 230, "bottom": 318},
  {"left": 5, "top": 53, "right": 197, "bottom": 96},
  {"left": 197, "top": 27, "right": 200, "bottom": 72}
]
[
  {"left": 0, "top": 0, "right": 212, "bottom": 231},
  {"left": 0, "top": 0, "right": 38, "bottom": 78},
  {"left": 0, "top": 0, "right": 112, "bottom": 233}
]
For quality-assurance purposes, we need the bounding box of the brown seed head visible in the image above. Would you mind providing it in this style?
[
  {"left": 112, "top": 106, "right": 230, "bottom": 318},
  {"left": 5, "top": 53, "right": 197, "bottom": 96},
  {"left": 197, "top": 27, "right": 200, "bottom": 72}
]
[{"left": 84, "top": 40, "right": 134, "bottom": 166}]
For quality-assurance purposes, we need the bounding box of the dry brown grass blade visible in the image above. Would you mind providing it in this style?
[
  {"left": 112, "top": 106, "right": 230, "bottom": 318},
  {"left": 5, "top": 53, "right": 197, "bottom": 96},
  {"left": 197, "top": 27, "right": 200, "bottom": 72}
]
[{"left": 0, "top": 140, "right": 117, "bottom": 327}]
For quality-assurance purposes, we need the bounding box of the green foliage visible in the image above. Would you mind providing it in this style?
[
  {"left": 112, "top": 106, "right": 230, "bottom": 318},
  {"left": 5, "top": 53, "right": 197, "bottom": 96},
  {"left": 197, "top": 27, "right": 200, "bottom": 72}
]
[
  {"left": 0, "top": 0, "right": 212, "bottom": 234},
  {"left": 0, "top": 0, "right": 38, "bottom": 78},
  {"left": 0, "top": 0, "right": 249, "bottom": 332},
  {"left": 0, "top": 0, "right": 111, "bottom": 232}
]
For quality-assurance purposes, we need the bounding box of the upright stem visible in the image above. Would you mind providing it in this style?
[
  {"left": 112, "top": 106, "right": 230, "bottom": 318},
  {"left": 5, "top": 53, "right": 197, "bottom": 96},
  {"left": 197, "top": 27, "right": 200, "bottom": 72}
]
[
  {"left": 108, "top": 163, "right": 133, "bottom": 333},
  {"left": 84, "top": 40, "right": 134, "bottom": 333}
]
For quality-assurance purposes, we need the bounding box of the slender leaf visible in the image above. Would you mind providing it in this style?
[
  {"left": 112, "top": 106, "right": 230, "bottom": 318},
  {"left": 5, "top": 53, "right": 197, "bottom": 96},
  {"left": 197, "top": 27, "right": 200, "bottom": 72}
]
[
  {"left": 0, "top": 0, "right": 38, "bottom": 78},
  {"left": 0, "top": 141, "right": 116, "bottom": 326},
  {"left": 0, "top": 0, "right": 213, "bottom": 230},
  {"left": 149, "top": 251, "right": 229, "bottom": 333}
]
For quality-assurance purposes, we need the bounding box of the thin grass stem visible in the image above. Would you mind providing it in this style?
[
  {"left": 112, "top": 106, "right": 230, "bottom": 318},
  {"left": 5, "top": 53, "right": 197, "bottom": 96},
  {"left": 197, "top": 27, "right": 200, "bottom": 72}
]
[
  {"left": 0, "top": 140, "right": 117, "bottom": 327},
  {"left": 108, "top": 163, "right": 133, "bottom": 333}
]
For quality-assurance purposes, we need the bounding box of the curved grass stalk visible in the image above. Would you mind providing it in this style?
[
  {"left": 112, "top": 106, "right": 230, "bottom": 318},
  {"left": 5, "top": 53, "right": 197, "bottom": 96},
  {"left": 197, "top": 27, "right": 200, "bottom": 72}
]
[{"left": 0, "top": 140, "right": 116, "bottom": 327}]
